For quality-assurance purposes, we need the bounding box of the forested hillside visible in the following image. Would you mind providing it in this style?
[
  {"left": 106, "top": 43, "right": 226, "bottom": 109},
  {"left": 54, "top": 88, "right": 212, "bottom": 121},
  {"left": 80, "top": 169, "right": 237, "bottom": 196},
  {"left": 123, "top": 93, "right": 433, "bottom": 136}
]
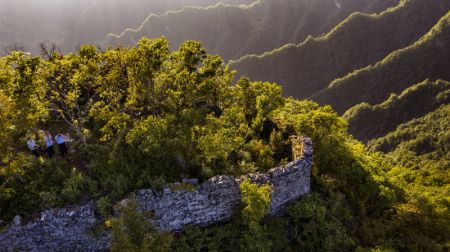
[
  {"left": 344, "top": 79, "right": 450, "bottom": 142},
  {"left": 1, "top": 37, "right": 449, "bottom": 251},
  {"left": 1, "top": 1, "right": 449, "bottom": 251},
  {"left": 0, "top": 38, "right": 334, "bottom": 220},
  {"left": 0, "top": 38, "right": 292, "bottom": 221},
  {"left": 230, "top": 0, "right": 450, "bottom": 98},
  {"left": 368, "top": 105, "right": 449, "bottom": 224},
  {"left": 0, "top": 0, "right": 253, "bottom": 54},
  {"left": 312, "top": 9, "right": 450, "bottom": 113},
  {"left": 369, "top": 104, "right": 449, "bottom": 156},
  {"left": 106, "top": 0, "right": 398, "bottom": 61}
]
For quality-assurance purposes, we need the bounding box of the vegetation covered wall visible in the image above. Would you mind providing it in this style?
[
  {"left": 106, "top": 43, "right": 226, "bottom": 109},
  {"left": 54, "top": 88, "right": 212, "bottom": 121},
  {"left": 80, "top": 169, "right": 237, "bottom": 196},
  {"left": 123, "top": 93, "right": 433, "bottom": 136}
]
[{"left": 0, "top": 138, "right": 312, "bottom": 251}]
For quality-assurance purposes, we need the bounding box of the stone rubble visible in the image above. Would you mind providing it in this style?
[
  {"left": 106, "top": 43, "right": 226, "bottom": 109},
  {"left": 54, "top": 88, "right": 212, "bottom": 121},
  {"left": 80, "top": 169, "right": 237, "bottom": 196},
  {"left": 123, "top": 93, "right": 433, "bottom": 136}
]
[
  {"left": 0, "top": 203, "right": 110, "bottom": 252},
  {"left": 0, "top": 138, "right": 312, "bottom": 251}
]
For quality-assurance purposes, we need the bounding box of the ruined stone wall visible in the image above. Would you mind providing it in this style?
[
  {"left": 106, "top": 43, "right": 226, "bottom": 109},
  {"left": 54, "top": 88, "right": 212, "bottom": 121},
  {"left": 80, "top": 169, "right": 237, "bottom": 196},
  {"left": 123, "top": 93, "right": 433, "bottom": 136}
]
[
  {"left": 0, "top": 204, "right": 110, "bottom": 252},
  {"left": 0, "top": 138, "right": 312, "bottom": 252}
]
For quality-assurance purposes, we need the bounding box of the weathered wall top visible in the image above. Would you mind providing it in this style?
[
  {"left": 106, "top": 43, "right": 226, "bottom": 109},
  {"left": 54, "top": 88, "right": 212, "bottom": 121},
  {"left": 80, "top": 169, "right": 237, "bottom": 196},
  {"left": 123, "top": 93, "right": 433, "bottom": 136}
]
[{"left": 0, "top": 137, "right": 312, "bottom": 252}]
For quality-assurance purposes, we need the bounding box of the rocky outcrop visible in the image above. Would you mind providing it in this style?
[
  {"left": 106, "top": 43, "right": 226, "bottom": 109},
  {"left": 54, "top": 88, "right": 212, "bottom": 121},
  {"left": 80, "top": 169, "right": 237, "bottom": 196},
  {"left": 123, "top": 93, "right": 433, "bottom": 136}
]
[{"left": 0, "top": 137, "right": 312, "bottom": 251}]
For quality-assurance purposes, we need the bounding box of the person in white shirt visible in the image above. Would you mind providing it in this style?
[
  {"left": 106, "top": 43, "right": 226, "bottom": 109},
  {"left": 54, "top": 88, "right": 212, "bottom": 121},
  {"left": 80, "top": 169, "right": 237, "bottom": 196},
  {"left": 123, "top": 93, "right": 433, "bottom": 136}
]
[
  {"left": 27, "top": 138, "right": 39, "bottom": 157},
  {"left": 44, "top": 131, "right": 54, "bottom": 158},
  {"left": 55, "top": 133, "right": 68, "bottom": 157}
]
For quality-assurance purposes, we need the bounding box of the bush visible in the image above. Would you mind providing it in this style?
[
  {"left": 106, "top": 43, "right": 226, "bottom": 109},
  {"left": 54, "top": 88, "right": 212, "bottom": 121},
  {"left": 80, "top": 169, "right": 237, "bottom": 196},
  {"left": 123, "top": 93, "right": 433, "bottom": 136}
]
[
  {"left": 62, "top": 168, "right": 95, "bottom": 203},
  {"left": 96, "top": 196, "right": 112, "bottom": 219},
  {"left": 240, "top": 180, "right": 272, "bottom": 226},
  {"left": 110, "top": 199, "right": 173, "bottom": 252},
  {"left": 239, "top": 180, "right": 274, "bottom": 252}
]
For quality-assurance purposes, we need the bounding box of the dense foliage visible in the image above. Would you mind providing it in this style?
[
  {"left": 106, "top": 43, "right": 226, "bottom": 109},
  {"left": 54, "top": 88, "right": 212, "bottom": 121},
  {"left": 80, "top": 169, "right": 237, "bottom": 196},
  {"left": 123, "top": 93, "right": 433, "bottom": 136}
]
[
  {"left": 110, "top": 199, "right": 173, "bottom": 252},
  {"left": 0, "top": 36, "right": 449, "bottom": 251},
  {"left": 0, "top": 37, "right": 296, "bottom": 221},
  {"left": 369, "top": 104, "right": 450, "bottom": 156},
  {"left": 167, "top": 99, "right": 449, "bottom": 251},
  {"left": 369, "top": 105, "right": 450, "bottom": 250},
  {"left": 111, "top": 98, "right": 449, "bottom": 251}
]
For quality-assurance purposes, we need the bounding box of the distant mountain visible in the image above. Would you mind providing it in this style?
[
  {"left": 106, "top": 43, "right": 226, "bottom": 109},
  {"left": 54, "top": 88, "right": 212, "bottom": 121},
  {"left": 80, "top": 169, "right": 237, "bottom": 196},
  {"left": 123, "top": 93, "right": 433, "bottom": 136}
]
[
  {"left": 230, "top": 0, "right": 450, "bottom": 98},
  {"left": 344, "top": 79, "right": 450, "bottom": 142},
  {"left": 0, "top": 0, "right": 253, "bottom": 54},
  {"left": 369, "top": 104, "right": 450, "bottom": 157},
  {"left": 73, "top": 0, "right": 255, "bottom": 50},
  {"left": 312, "top": 9, "right": 450, "bottom": 114},
  {"left": 106, "top": 0, "right": 399, "bottom": 61},
  {"left": 0, "top": 0, "right": 92, "bottom": 54}
]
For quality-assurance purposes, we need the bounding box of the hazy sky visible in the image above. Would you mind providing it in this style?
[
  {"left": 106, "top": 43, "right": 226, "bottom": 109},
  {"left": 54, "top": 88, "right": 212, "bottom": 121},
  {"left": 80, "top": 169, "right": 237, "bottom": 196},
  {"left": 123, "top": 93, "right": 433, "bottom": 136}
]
[{"left": 0, "top": 0, "right": 256, "bottom": 54}]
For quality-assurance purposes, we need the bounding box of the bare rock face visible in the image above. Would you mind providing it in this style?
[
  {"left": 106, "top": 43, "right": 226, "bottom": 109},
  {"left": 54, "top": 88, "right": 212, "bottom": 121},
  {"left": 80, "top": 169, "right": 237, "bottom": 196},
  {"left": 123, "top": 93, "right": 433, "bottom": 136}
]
[{"left": 0, "top": 138, "right": 313, "bottom": 251}]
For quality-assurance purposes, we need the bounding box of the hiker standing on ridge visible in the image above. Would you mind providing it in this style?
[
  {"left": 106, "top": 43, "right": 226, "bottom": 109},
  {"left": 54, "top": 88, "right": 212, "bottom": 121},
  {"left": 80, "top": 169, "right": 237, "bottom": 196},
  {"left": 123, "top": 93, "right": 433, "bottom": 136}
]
[
  {"left": 27, "top": 137, "right": 39, "bottom": 157},
  {"left": 55, "top": 133, "right": 68, "bottom": 157},
  {"left": 44, "top": 131, "right": 54, "bottom": 158}
]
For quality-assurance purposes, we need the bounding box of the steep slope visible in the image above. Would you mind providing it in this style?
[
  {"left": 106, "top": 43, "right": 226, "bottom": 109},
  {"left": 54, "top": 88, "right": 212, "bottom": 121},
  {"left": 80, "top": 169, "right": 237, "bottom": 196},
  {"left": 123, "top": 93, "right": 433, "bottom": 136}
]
[
  {"left": 343, "top": 79, "right": 450, "bottom": 142},
  {"left": 106, "top": 0, "right": 398, "bottom": 61},
  {"left": 371, "top": 105, "right": 450, "bottom": 251},
  {"left": 369, "top": 104, "right": 450, "bottom": 158},
  {"left": 230, "top": 0, "right": 450, "bottom": 98},
  {"left": 312, "top": 10, "right": 450, "bottom": 114},
  {"left": 0, "top": 0, "right": 253, "bottom": 54}
]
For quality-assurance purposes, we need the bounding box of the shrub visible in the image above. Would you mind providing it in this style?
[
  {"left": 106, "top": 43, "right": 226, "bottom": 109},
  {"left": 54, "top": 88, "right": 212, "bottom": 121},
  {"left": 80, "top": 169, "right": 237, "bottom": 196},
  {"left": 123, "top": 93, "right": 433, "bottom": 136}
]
[
  {"left": 96, "top": 196, "right": 112, "bottom": 219},
  {"left": 61, "top": 168, "right": 93, "bottom": 203},
  {"left": 110, "top": 199, "right": 173, "bottom": 252},
  {"left": 240, "top": 179, "right": 273, "bottom": 226}
]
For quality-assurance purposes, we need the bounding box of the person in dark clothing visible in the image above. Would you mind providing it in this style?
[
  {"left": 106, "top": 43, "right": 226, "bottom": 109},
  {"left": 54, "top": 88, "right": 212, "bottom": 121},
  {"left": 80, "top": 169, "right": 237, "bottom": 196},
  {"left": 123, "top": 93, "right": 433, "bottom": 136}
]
[
  {"left": 55, "top": 133, "right": 68, "bottom": 157},
  {"left": 44, "top": 131, "right": 54, "bottom": 158}
]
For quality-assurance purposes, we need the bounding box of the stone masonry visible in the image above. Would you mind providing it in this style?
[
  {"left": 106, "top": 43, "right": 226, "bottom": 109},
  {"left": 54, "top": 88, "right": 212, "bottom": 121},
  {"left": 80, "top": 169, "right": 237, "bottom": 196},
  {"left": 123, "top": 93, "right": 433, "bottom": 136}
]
[{"left": 0, "top": 137, "right": 312, "bottom": 251}]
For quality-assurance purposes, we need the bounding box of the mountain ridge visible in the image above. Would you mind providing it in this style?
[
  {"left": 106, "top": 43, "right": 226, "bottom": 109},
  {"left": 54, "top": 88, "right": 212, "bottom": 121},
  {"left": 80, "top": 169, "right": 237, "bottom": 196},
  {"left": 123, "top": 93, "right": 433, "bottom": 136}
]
[
  {"left": 105, "top": 0, "right": 399, "bottom": 61},
  {"left": 230, "top": 0, "right": 450, "bottom": 99},
  {"left": 0, "top": 0, "right": 255, "bottom": 54},
  {"left": 344, "top": 79, "right": 450, "bottom": 142},
  {"left": 107, "top": 1, "right": 261, "bottom": 39},
  {"left": 369, "top": 104, "right": 450, "bottom": 156},
  {"left": 312, "top": 9, "right": 450, "bottom": 113}
]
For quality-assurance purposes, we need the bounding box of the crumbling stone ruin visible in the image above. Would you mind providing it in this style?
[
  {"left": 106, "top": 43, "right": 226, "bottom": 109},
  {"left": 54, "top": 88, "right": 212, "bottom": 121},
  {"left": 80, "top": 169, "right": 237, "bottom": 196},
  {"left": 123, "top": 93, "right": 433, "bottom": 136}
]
[{"left": 0, "top": 138, "right": 312, "bottom": 251}]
